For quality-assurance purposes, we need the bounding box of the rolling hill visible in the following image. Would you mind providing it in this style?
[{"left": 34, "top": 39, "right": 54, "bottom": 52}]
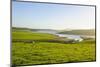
[{"left": 58, "top": 29, "right": 95, "bottom": 36}]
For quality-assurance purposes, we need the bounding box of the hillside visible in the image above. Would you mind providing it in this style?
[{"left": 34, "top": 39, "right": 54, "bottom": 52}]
[
  {"left": 12, "top": 27, "right": 57, "bottom": 32},
  {"left": 12, "top": 29, "right": 96, "bottom": 65},
  {"left": 58, "top": 29, "right": 95, "bottom": 36}
]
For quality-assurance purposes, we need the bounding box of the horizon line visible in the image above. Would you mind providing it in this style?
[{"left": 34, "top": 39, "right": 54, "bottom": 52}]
[{"left": 12, "top": 26, "right": 95, "bottom": 30}]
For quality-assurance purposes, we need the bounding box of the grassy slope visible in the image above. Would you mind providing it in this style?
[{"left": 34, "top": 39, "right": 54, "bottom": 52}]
[
  {"left": 12, "top": 41, "right": 95, "bottom": 65},
  {"left": 59, "top": 29, "right": 95, "bottom": 35},
  {"left": 12, "top": 31, "right": 58, "bottom": 40},
  {"left": 12, "top": 29, "right": 96, "bottom": 66}
]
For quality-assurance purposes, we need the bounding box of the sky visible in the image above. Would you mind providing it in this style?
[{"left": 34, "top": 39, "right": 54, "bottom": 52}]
[{"left": 12, "top": 1, "right": 95, "bottom": 30}]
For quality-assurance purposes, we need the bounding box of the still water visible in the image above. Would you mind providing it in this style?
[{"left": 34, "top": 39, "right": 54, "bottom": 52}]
[{"left": 36, "top": 30, "right": 95, "bottom": 41}]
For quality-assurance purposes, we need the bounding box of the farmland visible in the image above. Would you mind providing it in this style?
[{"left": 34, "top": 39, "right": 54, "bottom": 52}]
[{"left": 12, "top": 28, "right": 96, "bottom": 66}]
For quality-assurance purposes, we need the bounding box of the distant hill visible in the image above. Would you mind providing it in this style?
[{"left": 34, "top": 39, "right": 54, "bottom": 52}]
[
  {"left": 12, "top": 27, "right": 38, "bottom": 31},
  {"left": 58, "top": 29, "right": 95, "bottom": 35},
  {"left": 12, "top": 27, "right": 57, "bottom": 32},
  {"left": 12, "top": 27, "right": 95, "bottom": 36}
]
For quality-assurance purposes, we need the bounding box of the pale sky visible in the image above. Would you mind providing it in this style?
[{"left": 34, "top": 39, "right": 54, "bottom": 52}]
[{"left": 12, "top": 1, "right": 95, "bottom": 30}]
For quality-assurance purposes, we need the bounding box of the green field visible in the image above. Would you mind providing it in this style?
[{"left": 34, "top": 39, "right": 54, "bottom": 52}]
[
  {"left": 59, "top": 29, "right": 95, "bottom": 35},
  {"left": 12, "top": 29, "right": 96, "bottom": 66},
  {"left": 12, "top": 31, "right": 59, "bottom": 40}
]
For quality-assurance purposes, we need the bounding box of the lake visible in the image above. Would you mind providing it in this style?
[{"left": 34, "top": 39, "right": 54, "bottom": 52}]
[{"left": 36, "top": 30, "right": 95, "bottom": 41}]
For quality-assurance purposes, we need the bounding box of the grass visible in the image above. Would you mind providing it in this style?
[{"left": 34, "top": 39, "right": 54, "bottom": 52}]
[
  {"left": 59, "top": 29, "right": 95, "bottom": 35},
  {"left": 12, "top": 41, "right": 95, "bottom": 65},
  {"left": 12, "top": 31, "right": 59, "bottom": 40},
  {"left": 12, "top": 30, "right": 96, "bottom": 66}
]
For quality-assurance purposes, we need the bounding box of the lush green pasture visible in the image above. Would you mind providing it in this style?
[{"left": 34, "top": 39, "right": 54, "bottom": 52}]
[
  {"left": 12, "top": 41, "right": 95, "bottom": 65},
  {"left": 12, "top": 31, "right": 59, "bottom": 40},
  {"left": 12, "top": 30, "right": 96, "bottom": 66}
]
